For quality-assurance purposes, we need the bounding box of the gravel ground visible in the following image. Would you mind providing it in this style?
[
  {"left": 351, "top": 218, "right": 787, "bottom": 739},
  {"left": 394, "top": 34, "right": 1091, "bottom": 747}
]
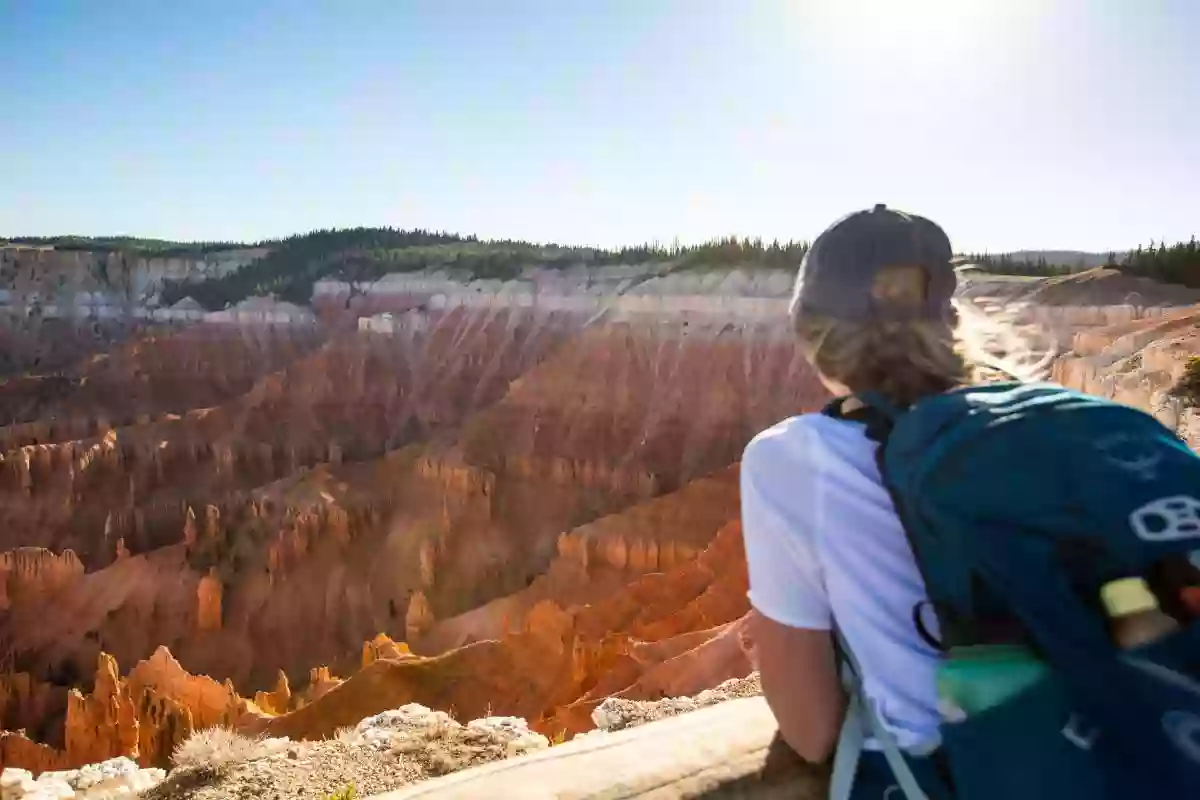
[
  {"left": 587, "top": 672, "right": 762, "bottom": 734},
  {"left": 140, "top": 707, "right": 550, "bottom": 800},
  {"left": 141, "top": 741, "right": 422, "bottom": 800}
]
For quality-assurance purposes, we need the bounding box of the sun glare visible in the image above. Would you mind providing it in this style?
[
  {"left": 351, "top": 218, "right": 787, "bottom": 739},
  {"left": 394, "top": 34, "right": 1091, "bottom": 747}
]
[{"left": 794, "top": 0, "right": 1045, "bottom": 68}]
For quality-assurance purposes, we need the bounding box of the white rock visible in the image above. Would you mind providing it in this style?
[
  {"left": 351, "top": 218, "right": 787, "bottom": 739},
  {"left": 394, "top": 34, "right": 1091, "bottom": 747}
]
[
  {"left": 466, "top": 717, "right": 548, "bottom": 757},
  {"left": 32, "top": 778, "right": 72, "bottom": 799},
  {"left": 466, "top": 716, "right": 529, "bottom": 738},
  {"left": 1, "top": 768, "right": 33, "bottom": 788},
  {"left": 357, "top": 703, "right": 458, "bottom": 736},
  {"left": 354, "top": 703, "right": 466, "bottom": 751},
  {"left": 0, "top": 757, "right": 167, "bottom": 800},
  {"left": 590, "top": 703, "right": 614, "bottom": 730}
]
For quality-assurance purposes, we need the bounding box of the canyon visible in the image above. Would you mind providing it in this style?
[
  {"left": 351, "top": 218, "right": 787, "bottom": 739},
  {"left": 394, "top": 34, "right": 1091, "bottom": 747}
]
[
  {"left": 1, "top": 261, "right": 1197, "bottom": 793},
  {"left": 0, "top": 270, "right": 821, "bottom": 776}
]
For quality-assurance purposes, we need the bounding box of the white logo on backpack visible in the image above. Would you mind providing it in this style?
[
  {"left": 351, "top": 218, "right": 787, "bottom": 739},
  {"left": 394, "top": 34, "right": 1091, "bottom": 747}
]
[{"left": 1129, "top": 496, "right": 1200, "bottom": 542}]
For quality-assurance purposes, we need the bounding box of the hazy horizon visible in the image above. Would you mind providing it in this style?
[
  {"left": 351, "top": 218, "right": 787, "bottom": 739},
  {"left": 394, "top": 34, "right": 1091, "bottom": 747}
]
[
  {"left": 0, "top": 231, "right": 1145, "bottom": 262},
  {"left": 3, "top": 1, "right": 1197, "bottom": 253}
]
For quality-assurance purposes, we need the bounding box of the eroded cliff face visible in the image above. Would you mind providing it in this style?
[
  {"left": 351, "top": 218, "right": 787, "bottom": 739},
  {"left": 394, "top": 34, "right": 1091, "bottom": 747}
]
[
  {"left": 246, "top": 517, "right": 751, "bottom": 743},
  {"left": 0, "top": 307, "right": 825, "bottom": 773},
  {"left": 0, "top": 309, "right": 571, "bottom": 564},
  {"left": 1048, "top": 307, "right": 1200, "bottom": 446},
  {"left": 0, "top": 244, "right": 268, "bottom": 308},
  {"left": 0, "top": 318, "right": 142, "bottom": 381},
  {"left": 961, "top": 270, "right": 1200, "bottom": 447},
  {"left": 0, "top": 325, "right": 322, "bottom": 451},
  {"left": 0, "top": 548, "right": 83, "bottom": 611}
]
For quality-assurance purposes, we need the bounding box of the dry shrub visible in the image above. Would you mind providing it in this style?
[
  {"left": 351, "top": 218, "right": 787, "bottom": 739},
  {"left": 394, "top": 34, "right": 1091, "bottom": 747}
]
[
  {"left": 426, "top": 745, "right": 460, "bottom": 776},
  {"left": 332, "top": 726, "right": 361, "bottom": 745},
  {"left": 172, "top": 727, "right": 264, "bottom": 770}
]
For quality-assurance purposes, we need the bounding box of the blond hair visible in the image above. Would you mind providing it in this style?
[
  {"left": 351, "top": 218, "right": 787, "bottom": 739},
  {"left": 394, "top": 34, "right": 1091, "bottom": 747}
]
[
  {"left": 796, "top": 313, "right": 971, "bottom": 408},
  {"left": 792, "top": 264, "right": 970, "bottom": 408},
  {"left": 794, "top": 263, "right": 1055, "bottom": 407}
]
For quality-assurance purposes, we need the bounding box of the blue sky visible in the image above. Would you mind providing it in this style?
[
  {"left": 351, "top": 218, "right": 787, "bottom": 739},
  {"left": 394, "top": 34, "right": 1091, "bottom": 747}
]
[{"left": 1, "top": 0, "right": 1196, "bottom": 252}]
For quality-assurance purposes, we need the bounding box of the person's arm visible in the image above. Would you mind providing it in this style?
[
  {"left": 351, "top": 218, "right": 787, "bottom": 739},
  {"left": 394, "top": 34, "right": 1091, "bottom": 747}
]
[
  {"left": 750, "top": 610, "right": 845, "bottom": 762},
  {"left": 740, "top": 427, "right": 846, "bottom": 763}
]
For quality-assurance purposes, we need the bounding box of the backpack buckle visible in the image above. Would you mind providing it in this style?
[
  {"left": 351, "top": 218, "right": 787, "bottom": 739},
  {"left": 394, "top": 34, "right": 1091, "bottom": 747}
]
[{"left": 1061, "top": 714, "right": 1100, "bottom": 751}]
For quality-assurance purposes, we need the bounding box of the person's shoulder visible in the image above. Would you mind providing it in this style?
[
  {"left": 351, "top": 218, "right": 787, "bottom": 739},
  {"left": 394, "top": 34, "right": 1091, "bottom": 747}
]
[
  {"left": 743, "top": 413, "right": 825, "bottom": 470},
  {"left": 743, "top": 412, "right": 871, "bottom": 473},
  {"left": 745, "top": 411, "right": 864, "bottom": 449}
]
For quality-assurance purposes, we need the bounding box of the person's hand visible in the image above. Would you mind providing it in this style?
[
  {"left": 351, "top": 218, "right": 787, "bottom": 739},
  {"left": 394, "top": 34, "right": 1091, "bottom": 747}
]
[{"left": 739, "top": 611, "right": 760, "bottom": 670}]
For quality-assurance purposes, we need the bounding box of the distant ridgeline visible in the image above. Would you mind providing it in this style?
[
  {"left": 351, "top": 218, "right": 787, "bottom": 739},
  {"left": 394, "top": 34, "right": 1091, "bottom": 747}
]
[
  {"left": 963, "top": 250, "right": 1121, "bottom": 276},
  {"left": 965, "top": 237, "right": 1200, "bottom": 287},
  {"left": 3, "top": 235, "right": 245, "bottom": 258},
  {"left": 12, "top": 227, "right": 1197, "bottom": 311},
  {"left": 152, "top": 228, "right": 813, "bottom": 310}
]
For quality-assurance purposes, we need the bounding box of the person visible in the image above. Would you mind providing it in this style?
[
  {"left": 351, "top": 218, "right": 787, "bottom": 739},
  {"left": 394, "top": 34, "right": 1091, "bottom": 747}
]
[{"left": 739, "top": 204, "right": 965, "bottom": 798}]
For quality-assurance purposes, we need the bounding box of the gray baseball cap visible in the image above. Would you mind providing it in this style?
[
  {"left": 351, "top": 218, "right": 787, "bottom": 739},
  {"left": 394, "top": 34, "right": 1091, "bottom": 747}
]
[{"left": 789, "top": 204, "right": 956, "bottom": 322}]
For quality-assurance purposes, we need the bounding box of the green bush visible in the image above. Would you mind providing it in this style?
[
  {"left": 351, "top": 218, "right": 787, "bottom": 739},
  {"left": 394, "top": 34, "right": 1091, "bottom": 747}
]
[{"left": 1170, "top": 356, "right": 1200, "bottom": 407}]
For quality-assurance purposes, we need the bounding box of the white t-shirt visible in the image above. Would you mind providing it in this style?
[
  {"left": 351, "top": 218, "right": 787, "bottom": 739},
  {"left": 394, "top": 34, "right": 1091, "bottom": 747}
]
[{"left": 741, "top": 411, "right": 941, "bottom": 751}]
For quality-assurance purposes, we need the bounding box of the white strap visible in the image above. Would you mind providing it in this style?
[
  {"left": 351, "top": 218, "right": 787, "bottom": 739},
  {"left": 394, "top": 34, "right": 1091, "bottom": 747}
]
[
  {"left": 831, "top": 629, "right": 931, "bottom": 800},
  {"left": 829, "top": 673, "right": 866, "bottom": 800}
]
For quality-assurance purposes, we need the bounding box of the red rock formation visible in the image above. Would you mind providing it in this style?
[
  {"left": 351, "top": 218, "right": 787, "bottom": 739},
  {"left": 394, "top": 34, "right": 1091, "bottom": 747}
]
[
  {"left": 227, "top": 518, "right": 750, "bottom": 743},
  {"left": 0, "top": 311, "right": 825, "bottom": 773},
  {"left": 0, "top": 548, "right": 83, "bottom": 611},
  {"left": 0, "top": 309, "right": 574, "bottom": 565},
  {"left": 0, "top": 647, "right": 238, "bottom": 772},
  {"left": 414, "top": 465, "right": 741, "bottom": 656},
  {"left": 362, "top": 634, "right": 412, "bottom": 667},
  {"left": 195, "top": 569, "right": 223, "bottom": 632},
  {"left": 0, "top": 325, "right": 321, "bottom": 452},
  {"left": 535, "top": 521, "right": 751, "bottom": 737}
]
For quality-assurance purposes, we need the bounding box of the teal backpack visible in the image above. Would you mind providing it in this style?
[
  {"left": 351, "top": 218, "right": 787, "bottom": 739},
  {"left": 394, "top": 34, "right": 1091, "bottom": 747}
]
[{"left": 826, "top": 381, "right": 1200, "bottom": 800}]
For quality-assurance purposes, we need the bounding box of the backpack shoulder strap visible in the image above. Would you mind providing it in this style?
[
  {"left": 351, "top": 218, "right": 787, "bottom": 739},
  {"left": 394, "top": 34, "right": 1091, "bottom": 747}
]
[
  {"left": 824, "top": 391, "right": 955, "bottom": 652},
  {"left": 829, "top": 628, "right": 932, "bottom": 800},
  {"left": 821, "top": 392, "right": 898, "bottom": 446}
]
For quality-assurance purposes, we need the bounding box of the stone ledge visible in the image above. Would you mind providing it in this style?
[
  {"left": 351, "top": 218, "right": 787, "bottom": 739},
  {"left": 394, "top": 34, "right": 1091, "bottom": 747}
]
[{"left": 369, "top": 696, "right": 828, "bottom": 799}]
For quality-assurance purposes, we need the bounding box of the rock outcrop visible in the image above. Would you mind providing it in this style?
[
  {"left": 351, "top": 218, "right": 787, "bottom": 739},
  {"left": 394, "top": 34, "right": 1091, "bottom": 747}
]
[
  {"left": 1046, "top": 306, "right": 1200, "bottom": 446},
  {"left": 0, "top": 647, "right": 238, "bottom": 773},
  {"left": 962, "top": 271, "right": 1200, "bottom": 448},
  {"left": 237, "top": 516, "right": 750, "bottom": 743},
  {"left": 0, "top": 549, "right": 83, "bottom": 612},
  {"left": 0, "top": 244, "right": 267, "bottom": 309}
]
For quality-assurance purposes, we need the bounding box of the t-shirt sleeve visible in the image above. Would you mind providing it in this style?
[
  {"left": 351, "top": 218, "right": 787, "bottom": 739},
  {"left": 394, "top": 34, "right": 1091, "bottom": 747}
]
[{"left": 740, "top": 421, "right": 833, "bottom": 630}]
